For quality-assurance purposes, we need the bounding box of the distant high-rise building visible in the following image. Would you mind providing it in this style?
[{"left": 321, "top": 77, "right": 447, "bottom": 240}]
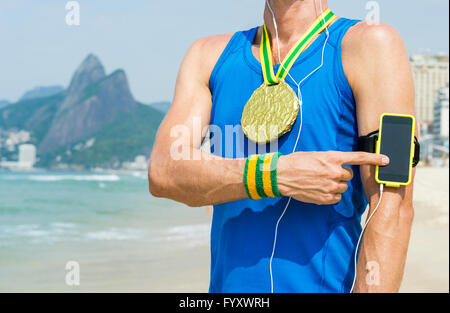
[
  {"left": 433, "top": 86, "right": 449, "bottom": 142},
  {"left": 18, "top": 144, "right": 36, "bottom": 168},
  {"left": 411, "top": 54, "right": 449, "bottom": 126}
]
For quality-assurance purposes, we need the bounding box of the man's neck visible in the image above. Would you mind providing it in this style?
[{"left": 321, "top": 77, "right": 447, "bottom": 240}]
[{"left": 264, "top": 0, "right": 328, "bottom": 44}]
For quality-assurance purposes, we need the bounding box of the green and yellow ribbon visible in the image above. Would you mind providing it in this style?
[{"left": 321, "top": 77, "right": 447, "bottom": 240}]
[
  {"left": 260, "top": 8, "right": 337, "bottom": 85},
  {"left": 244, "top": 153, "right": 283, "bottom": 200}
]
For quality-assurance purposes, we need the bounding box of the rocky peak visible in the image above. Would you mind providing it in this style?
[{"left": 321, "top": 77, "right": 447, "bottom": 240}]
[
  {"left": 59, "top": 54, "right": 106, "bottom": 111},
  {"left": 68, "top": 54, "right": 105, "bottom": 94}
]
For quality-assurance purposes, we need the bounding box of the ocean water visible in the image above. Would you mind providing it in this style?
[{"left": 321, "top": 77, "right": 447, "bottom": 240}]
[{"left": 0, "top": 171, "right": 211, "bottom": 291}]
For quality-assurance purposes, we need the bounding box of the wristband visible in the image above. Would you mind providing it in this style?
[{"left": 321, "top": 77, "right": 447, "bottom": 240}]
[{"left": 244, "top": 152, "right": 282, "bottom": 200}]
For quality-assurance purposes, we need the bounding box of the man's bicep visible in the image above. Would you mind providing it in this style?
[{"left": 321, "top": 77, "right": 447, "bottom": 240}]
[
  {"left": 343, "top": 23, "right": 416, "bottom": 201},
  {"left": 345, "top": 23, "right": 415, "bottom": 134}
]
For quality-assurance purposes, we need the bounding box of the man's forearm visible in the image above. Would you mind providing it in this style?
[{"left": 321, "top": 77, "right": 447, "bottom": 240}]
[
  {"left": 354, "top": 188, "right": 414, "bottom": 292},
  {"left": 148, "top": 147, "right": 247, "bottom": 207},
  {"left": 149, "top": 149, "right": 388, "bottom": 208}
]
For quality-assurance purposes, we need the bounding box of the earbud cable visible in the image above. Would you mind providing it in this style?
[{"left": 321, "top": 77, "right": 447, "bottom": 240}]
[
  {"left": 349, "top": 183, "right": 384, "bottom": 293},
  {"left": 266, "top": 0, "right": 331, "bottom": 293}
]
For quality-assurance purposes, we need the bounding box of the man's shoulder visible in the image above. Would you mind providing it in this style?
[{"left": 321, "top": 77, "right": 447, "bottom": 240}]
[
  {"left": 340, "top": 20, "right": 411, "bottom": 101},
  {"left": 342, "top": 21, "right": 404, "bottom": 56},
  {"left": 192, "top": 33, "right": 235, "bottom": 51},
  {"left": 188, "top": 32, "right": 235, "bottom": 64},
  {"left": 341, "top": 21, "right": 407, "bottom": 83},
  {"left": 181, "top": 32, "right": 236, "bottom": 84}
]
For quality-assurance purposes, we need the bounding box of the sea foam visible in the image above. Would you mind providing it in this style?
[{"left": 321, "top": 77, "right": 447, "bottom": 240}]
[{"left": 1, "top": 174, "right": 120, "bottom": 182}]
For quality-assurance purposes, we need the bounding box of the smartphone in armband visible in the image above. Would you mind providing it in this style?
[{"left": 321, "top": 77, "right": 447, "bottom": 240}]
[{"left": 375, "top": 113, "right": 416, "bottom": 187}]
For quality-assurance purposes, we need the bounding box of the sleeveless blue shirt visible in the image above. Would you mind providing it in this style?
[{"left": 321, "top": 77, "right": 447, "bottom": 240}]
[{"left": 208, "top": 18, "right": 364, "bottom": 293}]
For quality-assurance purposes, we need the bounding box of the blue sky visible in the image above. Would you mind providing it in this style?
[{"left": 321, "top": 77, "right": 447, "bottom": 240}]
[{"left": 0, "top": 0, "right": 448, "bottom": 103}]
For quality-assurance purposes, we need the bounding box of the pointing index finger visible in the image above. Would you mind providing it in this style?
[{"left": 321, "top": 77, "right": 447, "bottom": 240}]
[{"left": 337, "top": 151, "right": 390, "bottom": 166}]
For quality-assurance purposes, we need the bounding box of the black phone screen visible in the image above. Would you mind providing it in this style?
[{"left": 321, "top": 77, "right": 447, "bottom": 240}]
[{"left": 378, "top": 115, "right": 414, "bottom": 183}]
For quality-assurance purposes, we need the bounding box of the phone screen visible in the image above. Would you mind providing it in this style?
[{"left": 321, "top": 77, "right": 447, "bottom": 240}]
[{"left": 378, "top": 115, "right": 414, "bottom": 183}]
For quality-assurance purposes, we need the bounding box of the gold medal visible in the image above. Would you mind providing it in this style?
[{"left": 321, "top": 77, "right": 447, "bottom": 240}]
[
  {"left": 241, "top": 9, "right": 336, "bottom": 143},
  {"left": 241, "top": 80, "right": 300, "bottom": 143}
]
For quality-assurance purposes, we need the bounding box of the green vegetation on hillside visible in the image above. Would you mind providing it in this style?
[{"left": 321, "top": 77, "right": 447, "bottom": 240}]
[
  {"left": 39, "top": 102, "right": 164, "bottom": 168},
  {"left": 0, "top": 93, "right": 64, "bottom": 132}
]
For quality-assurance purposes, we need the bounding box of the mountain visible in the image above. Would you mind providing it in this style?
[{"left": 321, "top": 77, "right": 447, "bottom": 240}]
[
  {"left": 148, "top": 101, "right": 171, "bottom": 113},
  {"left": 40, "top": 102, "right": 163, "bottom": 168},
  {"left": 0, "top": 100, "right": 10, "bottom": 109},
  {"left": 20, "top": 86, "right": 64, "bottom": 101},
  {"left": 0, "top": 93, "right": 64, "bottom": 143},
  {"left": 39, "top": 55, "right": 138, "bottom": 154},
  {"left": 0, "top": 54, "right": 165, "bottom": 169}
]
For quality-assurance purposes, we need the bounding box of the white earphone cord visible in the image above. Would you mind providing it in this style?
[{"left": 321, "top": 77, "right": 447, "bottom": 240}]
[
  {"left": 266, "top": 0, "right": 384, "bottom": 294},
  {"left": 350, "top": 183, "right": 384, "bottom": 293},
  {"left": 266, "top": 0, "right": 331, "bottom": 293}
]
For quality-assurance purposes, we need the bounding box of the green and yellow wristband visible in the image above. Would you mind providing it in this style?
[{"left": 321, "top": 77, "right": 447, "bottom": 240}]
[{"left": 244, "top": 152, "right": 282, "bottom": 200}]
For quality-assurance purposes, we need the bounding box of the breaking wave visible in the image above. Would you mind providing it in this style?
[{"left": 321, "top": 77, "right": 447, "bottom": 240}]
[{"left": 0, "top": 174, "right": 121, "bottom": 182}]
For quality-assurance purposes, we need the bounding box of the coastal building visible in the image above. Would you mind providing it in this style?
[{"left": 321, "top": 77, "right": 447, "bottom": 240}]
[
  {"left": 433, "top": 86, "right": 449, "bottom": 142},
  {"left": 122, "top": 155, "right": 148, "bottom": 171},
  {"left": 18, "top": 144, "right": 37, "bottom": 168},
  {"left": 0, "top": 143, "right": 36, "bottom": 170},
  {"left": 411, "top": 54, "right": 449, "bottom": 127}
]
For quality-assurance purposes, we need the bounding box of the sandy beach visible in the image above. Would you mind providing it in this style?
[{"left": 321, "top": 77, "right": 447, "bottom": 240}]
[
  {"left": 163, "top": 167, "right": 450, "bottom": 293},
  {"left": 400, "top": 167, "right": 449, "bottom": 292},
  {"left": 170, "top": 167, "right": 450, "bottom": 293}
]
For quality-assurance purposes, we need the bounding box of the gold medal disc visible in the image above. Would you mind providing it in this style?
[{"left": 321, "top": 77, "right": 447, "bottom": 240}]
[{"left": 241, "top": 80, "right": 300, "bottom": 143}]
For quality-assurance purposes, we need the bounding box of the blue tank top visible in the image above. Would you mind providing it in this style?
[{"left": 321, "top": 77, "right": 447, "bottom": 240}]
[{"left": 208, "top": 18, "right": 363, "bottom": 293}]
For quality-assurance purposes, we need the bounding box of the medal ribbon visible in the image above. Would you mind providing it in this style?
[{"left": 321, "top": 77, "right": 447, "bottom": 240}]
[{"left": 260, "top": 8, "right": 337, "bottom": 85}]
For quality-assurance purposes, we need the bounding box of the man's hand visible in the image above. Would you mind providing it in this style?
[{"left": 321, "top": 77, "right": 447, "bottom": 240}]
[{"left": 277, "top": 151, "right": 389, "bottom": 205}]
